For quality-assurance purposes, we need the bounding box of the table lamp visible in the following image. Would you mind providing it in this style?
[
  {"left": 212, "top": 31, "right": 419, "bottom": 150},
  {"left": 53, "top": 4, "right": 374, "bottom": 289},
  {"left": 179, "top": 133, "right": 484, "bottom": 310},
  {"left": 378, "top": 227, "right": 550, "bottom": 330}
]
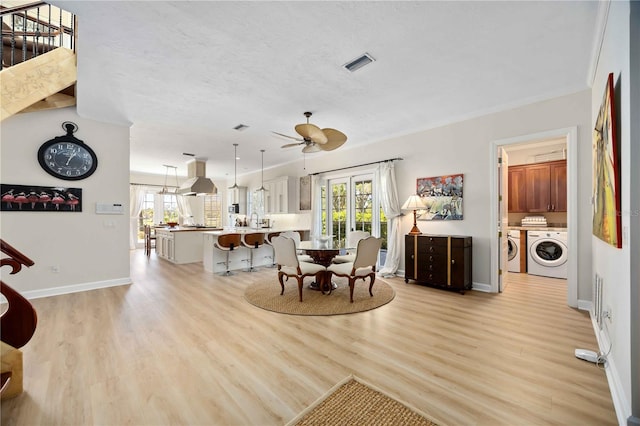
[{"left": 402, "top": 194, "right": 427, "bottom": 235}]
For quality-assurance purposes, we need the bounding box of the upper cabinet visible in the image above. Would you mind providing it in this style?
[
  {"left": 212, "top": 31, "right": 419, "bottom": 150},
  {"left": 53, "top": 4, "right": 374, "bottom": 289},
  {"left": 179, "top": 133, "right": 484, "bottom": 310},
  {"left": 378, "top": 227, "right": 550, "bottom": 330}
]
[
  {"left": 507, "top": 166, "right": 527, "bottom": 213},
  {"left": 264, "top": 176, "right": 297, "bottom": 214},
  {"left": 508, "top": 160, "right": 566, "bottom": 213},
  {"left": 228, "top": 186, "right": 247, "bottom": 215}
]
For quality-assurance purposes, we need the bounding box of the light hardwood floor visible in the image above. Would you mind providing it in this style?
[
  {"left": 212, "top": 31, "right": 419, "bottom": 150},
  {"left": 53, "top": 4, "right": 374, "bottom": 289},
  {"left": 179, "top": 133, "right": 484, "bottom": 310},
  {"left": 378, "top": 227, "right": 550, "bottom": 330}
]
[{"left": 2, "top": 250, "right": 616, "bottom": 425}]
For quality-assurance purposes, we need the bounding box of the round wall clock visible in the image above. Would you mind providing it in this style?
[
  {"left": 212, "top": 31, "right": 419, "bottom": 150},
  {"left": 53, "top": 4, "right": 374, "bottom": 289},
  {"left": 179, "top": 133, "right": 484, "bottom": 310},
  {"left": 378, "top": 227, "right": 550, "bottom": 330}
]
[{"left": 37, "top": 122, "right": 98, "bottom": 180}]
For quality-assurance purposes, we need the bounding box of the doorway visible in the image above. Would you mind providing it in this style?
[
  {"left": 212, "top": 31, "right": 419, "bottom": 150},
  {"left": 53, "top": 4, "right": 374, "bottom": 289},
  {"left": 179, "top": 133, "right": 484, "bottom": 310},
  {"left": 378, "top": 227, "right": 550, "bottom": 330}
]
[{"left": 490, "top": 127, "right": 578, "bottom": 307}]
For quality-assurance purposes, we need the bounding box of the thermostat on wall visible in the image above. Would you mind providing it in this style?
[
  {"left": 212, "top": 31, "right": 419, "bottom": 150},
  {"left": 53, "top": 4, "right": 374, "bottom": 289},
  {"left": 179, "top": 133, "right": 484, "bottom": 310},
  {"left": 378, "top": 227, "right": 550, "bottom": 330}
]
[{"left": 96, "top": 203, "right": 124, "bottom": 215}]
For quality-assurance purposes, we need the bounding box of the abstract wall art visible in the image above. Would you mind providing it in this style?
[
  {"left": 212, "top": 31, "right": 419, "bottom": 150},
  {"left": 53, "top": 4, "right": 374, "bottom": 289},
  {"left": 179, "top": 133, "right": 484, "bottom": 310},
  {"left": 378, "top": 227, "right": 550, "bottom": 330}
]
[
  {"left": 416, "top": 173, "right": 463, "bottom": 220},
  {"left": 592, "top": 72, "right": 621, "bottom": 248}
]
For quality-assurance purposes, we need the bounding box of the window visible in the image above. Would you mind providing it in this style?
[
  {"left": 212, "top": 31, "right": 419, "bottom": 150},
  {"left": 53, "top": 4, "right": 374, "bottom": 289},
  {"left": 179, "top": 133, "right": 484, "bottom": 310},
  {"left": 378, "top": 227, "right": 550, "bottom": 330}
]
[
  {"left": 204, "top": 194, "right": 222, "bottom": 227},
  {"left": 138, "top": 192, "right": 155, "bottom": 241},
  {"left": 162, "top": 194, "right": 179, "bottom": 223}
]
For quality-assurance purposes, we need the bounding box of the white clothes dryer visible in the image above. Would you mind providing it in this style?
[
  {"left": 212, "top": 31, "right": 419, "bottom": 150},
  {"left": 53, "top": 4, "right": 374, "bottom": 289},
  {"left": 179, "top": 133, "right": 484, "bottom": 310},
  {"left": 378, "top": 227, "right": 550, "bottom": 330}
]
[
  {"left": 527, "top": 231, "right": 568, "bottom": 279},
  {"left": 507, "top": 230, "right": 520, "bottom": 273}
]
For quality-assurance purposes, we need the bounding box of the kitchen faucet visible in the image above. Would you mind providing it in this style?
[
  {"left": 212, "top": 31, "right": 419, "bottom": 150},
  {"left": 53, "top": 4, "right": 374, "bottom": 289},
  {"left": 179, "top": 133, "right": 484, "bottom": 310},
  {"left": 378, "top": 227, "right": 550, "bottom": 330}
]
[{"left": 250, "top": 212, "right": 259, "bottom": 229}]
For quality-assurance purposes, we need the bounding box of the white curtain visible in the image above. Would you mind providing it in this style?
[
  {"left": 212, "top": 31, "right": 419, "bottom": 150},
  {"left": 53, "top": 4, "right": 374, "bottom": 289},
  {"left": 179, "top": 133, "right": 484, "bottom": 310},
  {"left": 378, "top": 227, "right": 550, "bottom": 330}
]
[
  {"left": 176, "top": 195, "right": 193, "bottom": 221},
  {"left": 129, "top": 185, "right": 147, "bottom": 250},
  {"left": 311, "top": 174, "right": 325, "bottom": 237},
  {"left": 377, "top": 161, "right": 402, "bottom": 277}
]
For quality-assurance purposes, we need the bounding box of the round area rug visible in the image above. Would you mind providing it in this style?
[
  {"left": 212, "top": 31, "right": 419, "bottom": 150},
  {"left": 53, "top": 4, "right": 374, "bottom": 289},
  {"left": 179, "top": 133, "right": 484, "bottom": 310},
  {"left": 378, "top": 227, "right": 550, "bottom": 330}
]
[{"left": 244, "top": 276, "right": 395, "bottom": 315}]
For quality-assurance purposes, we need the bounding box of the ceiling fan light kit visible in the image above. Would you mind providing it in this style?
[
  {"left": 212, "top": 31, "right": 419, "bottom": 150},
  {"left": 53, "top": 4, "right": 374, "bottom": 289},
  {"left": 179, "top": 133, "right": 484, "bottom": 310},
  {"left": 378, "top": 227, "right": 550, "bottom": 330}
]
[{"left": 274, "top": 112, "right": 347, "bottom": 154}]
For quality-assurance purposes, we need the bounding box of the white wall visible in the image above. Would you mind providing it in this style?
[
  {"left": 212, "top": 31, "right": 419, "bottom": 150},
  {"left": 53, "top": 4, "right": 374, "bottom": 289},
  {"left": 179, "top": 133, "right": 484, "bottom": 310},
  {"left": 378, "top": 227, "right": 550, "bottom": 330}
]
[
  {"left": 1, "top": 107, "right": 131, "bottom": 297},
  {"left": 258, "top": 90, "right": 592, "bottom": 290},
  {"left": 590, "top": 1, "right": 633, "bottom": 422}
]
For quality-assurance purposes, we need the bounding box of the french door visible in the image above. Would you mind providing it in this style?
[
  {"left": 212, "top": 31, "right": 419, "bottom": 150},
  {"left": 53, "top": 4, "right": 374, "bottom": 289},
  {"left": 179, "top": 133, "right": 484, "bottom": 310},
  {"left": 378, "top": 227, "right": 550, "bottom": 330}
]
[{"left": 323, "top": 174, "right": 382, "bottom": 246}]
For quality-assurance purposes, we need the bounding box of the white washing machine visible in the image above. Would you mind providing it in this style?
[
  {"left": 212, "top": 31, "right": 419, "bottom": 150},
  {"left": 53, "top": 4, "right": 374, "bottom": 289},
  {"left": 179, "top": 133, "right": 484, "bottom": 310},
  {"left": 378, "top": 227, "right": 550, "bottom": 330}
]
[
  {"left": 527, "top": 231, "right": 568, "bottom": 279},
  {"left": 507, "top": 230, "right": 520, "bottom": 273}
]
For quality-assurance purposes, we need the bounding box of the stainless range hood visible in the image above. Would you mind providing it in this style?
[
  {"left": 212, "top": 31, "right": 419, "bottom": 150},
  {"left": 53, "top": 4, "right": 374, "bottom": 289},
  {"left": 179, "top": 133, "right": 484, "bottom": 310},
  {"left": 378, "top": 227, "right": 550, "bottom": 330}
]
[{"left": 177, "top": 158, "right": 217, "bottom": 196}]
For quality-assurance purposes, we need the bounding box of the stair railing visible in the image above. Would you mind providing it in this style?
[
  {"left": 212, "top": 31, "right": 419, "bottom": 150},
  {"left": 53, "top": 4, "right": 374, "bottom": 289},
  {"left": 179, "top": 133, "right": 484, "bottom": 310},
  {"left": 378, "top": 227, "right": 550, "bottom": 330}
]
[{"left": 0, "top": 1, "right": 75, "bottom": 71}]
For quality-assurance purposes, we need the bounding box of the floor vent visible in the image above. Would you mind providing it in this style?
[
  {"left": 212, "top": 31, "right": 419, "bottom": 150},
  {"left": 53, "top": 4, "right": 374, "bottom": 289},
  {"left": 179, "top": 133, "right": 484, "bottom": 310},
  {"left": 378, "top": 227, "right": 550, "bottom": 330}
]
[{"left": 593, "top": 274, "right": 604, "bottom": 329}]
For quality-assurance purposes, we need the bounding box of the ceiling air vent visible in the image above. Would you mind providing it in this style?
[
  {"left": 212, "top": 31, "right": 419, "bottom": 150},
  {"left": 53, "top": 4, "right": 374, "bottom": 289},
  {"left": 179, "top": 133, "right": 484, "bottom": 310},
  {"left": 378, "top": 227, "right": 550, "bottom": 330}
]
[{"left": 343, "top": 52, "right": 375, "bottom": 73}]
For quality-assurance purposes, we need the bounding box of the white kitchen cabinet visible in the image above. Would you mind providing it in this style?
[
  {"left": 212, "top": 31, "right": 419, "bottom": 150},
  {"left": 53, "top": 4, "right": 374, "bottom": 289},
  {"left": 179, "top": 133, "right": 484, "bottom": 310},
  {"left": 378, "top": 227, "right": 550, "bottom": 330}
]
[
  {"left": 155, "top": 229, "right": 213, "bottom": 264},
  {"left": 228, "top": 186, "right": 247, "bottom": 215},
  {"left": 264, "top": 176, "right": 297, "bottom": 214}
]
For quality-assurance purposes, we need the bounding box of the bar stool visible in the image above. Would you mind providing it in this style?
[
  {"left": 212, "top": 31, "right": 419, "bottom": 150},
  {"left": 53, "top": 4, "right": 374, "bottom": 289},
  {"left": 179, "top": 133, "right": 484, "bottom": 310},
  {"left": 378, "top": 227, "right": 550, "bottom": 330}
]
[
  {"left": 263, "top": 232, "right": 281, "bottom": 267},
  {"left": 242, "top": 232, "right": 265, "bottom": 272},
  {"left": 214, "top": 233, "right": 242, "bottom": 276}
]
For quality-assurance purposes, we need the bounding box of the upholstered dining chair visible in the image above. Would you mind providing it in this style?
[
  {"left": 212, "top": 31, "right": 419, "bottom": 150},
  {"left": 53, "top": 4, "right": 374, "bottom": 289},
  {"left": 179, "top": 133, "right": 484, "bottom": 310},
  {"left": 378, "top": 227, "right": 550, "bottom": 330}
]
[
  {"left": 326, "top": 236, "right": 382, "bottom": 303},
  {"left": 241, "top": 232, "right": 265, "bottom": 272},
  {"left": 331, "top": 230, "right": 370, "bottom": 264},
  {"left": 279, "top": 230, "right": 313, "bottom": 263},
  {"left": 263, "top": 232, "right": 281, "bottom": 267},
  {"left": 271, "top": 236, "right": 326, "bottom": 302},
  {"left": 213, "top": 233, "right": 242, "bottom": 276}
]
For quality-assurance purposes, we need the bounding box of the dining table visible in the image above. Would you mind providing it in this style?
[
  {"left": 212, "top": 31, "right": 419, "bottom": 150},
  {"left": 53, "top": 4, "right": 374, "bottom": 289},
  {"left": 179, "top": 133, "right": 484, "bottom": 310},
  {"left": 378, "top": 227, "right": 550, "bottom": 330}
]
[{"left": 299, "top": 239, "right": 353, "bottom": 291}]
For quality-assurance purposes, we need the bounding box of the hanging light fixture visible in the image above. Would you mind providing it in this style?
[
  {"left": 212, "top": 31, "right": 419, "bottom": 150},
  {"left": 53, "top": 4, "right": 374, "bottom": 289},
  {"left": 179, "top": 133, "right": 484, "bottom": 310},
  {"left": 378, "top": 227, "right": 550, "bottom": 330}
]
[
  {"left": 158, "top": 165, "right": 178, "bottom": 194},
  {"left": 257, "top": 149, "right": 268, "bottom": 192},
  {"left": 229, "top": 143, "right": 239, "bottom": 190}
]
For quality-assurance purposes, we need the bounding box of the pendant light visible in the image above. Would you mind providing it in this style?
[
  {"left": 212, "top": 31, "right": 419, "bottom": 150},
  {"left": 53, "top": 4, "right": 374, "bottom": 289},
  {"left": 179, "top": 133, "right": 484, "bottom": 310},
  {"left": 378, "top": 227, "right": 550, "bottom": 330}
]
[
  {"left": 257, "top": 149, "right": 268, "bottom": 192},
  {"left": 158, "top": 165, "right": 178, "bottom": 194},
  {"left": 229, "top": 143, "right": 239, "bottom": 190}
]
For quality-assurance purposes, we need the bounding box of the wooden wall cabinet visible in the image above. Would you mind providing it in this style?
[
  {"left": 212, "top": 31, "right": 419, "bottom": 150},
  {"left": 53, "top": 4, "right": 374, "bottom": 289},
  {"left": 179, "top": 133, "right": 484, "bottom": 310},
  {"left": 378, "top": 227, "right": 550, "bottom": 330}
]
[
  {"left": 508, "top": 166, "right": 527, "bottom": 213},
  {"left": 404, "top": 234, "right": 472, "bottom": 293},
  {"left": 508, "top": 160, "right": 566, "bottom": 213}
]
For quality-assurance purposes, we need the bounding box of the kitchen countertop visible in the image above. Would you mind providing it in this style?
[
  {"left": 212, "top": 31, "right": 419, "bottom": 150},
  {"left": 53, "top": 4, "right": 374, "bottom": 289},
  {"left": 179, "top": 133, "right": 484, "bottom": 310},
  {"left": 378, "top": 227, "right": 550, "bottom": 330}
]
[
  {"left": 203, "top": 227, "right": 307, "bottom": 236},
  {"left": 155, "top": 227, "right": 223, "bottom": 233},
  {"left": 508, "top": 226, "right": 567, "bottom": 232}
]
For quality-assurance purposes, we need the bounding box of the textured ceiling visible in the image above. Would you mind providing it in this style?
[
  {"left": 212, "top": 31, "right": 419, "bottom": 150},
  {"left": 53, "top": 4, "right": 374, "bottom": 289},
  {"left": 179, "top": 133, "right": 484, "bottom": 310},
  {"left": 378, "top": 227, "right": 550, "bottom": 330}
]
[{"left": 52, "top": 1, "right": 598, "bottom": 179}]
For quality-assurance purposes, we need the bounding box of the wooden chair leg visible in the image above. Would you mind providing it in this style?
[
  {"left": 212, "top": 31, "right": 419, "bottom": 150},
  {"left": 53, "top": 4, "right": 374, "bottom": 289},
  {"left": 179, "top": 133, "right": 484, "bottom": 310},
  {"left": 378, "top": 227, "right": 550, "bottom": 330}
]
[
  {"left": 349, "top": 278, "right": 355, "bottom": 303},
  {"left": 296, "top": 278, "right": 304, "bottom": 302},
  {"left": 368, "top": 273, "right": 376, "bottom": 297}
]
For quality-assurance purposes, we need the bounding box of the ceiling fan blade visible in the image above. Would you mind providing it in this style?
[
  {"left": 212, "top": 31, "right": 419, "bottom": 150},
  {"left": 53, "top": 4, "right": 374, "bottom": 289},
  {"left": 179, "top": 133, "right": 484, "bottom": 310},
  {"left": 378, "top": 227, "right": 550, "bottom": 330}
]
[
  {"left": 272, "top": 131, "right": 303, "bottom": 142},
  {"left": 281, "top": 142, "right": 304, "bottom": 148},
  {"left": 302, "top": 143, "right": 322, "bottom": 154},
  {"left": 319, "top": 128, "right": 347, "bottom": 151},
  {"left": 295, "top": 123, "right": 328, "bottom": 145}
]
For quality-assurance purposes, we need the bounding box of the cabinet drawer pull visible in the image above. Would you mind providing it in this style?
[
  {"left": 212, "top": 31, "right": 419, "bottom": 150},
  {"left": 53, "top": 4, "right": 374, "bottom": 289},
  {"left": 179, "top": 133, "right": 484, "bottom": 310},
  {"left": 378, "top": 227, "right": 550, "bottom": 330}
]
[
  {"left": 411, "top": 254, "right": 414, "bottom": 259},
  {"left": 429, "top": 247, "right": 434, "bottom": 252},
  {"left": 429, "top": 256, "right": 433, "bottom": 261},
  {"left": 451, "top": 259, "right": 456, "bottom": 264}
]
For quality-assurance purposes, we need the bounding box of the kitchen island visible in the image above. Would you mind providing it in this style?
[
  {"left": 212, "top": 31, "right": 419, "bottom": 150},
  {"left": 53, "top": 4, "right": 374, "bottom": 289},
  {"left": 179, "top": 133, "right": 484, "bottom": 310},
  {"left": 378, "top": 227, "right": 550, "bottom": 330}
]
[
  {"left": 203, "top": 228, "right": 310, "bottom": 274},
  {"left": 155, "top": 227, "right": 223, "bottom": 264}
]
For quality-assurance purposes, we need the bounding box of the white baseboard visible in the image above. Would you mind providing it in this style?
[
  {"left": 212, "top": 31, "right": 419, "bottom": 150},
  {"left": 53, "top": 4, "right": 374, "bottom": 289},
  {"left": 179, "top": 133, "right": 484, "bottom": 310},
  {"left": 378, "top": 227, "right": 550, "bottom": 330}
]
[
  {"left": 577, "top": 299, "right": 592, "bottom": 311},
  {"left": 588, "top": 309, "right": 631, "bottom": 425},
  {"left": 23, "top": 277, "right": 132, "bottom": 300},
  {"left": 472, "top": 282, "right": 491, "bottom": 292}
]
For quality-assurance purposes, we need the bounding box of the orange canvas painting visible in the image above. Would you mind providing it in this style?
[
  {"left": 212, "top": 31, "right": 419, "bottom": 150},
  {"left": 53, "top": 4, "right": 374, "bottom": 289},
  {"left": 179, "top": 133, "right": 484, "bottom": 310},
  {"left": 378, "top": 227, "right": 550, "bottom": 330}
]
[{"left": 592, "top": 73, "right": 621, "bottom": 248}]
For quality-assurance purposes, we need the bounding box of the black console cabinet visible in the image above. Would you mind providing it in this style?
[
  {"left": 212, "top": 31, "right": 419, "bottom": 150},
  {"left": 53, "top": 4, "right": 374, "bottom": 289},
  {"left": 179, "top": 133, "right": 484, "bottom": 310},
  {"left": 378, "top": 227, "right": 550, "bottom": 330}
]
[{"left": 404, "top": 234, "right": 472, "bottom": 293}]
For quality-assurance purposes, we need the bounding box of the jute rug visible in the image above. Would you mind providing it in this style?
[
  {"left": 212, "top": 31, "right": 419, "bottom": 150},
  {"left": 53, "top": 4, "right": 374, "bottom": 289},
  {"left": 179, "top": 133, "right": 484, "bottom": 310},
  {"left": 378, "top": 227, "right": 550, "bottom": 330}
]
[
  {"left": 244, "top": 276, "right": 394, "bottom": 315},
  {"left": 286, "top": 375, "right": 440, "bottom": 426}
]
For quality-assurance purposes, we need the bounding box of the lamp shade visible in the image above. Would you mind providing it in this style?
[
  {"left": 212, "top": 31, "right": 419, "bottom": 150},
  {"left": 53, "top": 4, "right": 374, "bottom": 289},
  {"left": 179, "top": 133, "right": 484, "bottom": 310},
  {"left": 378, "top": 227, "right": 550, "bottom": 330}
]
[{"left": 401, "top": 194, "right": 426, "bottom": 211}]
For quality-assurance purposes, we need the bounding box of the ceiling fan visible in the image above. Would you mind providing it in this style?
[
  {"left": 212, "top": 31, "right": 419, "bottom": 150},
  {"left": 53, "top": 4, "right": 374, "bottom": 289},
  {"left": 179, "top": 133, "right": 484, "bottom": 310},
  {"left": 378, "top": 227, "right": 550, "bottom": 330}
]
[{"left": 273, "top": 112, "right": 347, "bottom": 153}]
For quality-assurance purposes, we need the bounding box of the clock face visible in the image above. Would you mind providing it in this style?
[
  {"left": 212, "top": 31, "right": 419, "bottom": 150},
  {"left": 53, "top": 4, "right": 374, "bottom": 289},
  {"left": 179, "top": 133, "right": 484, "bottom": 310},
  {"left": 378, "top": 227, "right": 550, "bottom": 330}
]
[{"left": 38, "top": 140, "right": 98, "bottom": 180}]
